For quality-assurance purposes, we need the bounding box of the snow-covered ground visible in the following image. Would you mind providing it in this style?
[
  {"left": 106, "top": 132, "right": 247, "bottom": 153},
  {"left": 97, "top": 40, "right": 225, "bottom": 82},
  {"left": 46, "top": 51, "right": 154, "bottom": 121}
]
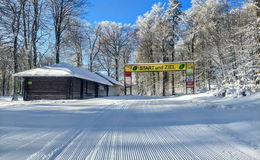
[{"left": 0, "top": 92, "right": 260, "bottom": 160}]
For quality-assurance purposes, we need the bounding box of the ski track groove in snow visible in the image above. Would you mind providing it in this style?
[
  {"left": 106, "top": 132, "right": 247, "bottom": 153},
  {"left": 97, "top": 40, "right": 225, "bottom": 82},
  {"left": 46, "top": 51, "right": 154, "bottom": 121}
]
[
  {"left": 207, "top": 124, "right": 259, "bottom": 159},
  {"left": 191, "top": 125, "right": 252, "bottom": 160},
  {"left": 0, "top": 94, "right": 260, "bottom": 159},
  {"left": 168, "top": 126, "right": 227, "bottom": 160},
  {"left": 144, "top": 100, "right": 197, "bottom": 160},
  {"left": 0, "top": 130, "right": 55, "bottom": 160},
  {"left": 25, "top": 130, "right": 74, "bottom": 160},
  {"left": 56, "top": 104, "right": 122, "bottom": 160},
  {"left": 0, "top": 129, "right": 49, "bottom": 148}
]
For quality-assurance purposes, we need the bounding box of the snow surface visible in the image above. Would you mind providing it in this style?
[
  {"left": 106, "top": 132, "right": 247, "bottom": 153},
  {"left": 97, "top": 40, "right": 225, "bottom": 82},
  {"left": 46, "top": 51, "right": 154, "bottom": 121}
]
[
  {"left": 13, "top": 62, "right": 113, "bottom": 86},
  {"left": 0, "top": 93, "right": 260, "bottom": 160}
]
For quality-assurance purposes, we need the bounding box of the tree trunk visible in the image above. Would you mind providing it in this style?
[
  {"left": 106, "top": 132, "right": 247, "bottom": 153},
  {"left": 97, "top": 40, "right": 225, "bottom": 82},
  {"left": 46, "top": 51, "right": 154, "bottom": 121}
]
[
  {"left": 115, "top": 58, "right": 119, "bottom": 81},
  {"left": 107, "top": 68, "right": 110, "bottom": 77},
  {"left": 172, "top": 72, "right": 175, "bottom": 95},
  {"left": 32, "top": 38, "right": 37, "bottom": 67},
  {"left": 89, "top": 54, "right": 93, "bottom": 72},
  {"left": 163, "top": 72, "right": 167, "bottom": 96},
  {"left": 76, "top": 50, "right": 82, "bottom": 67},
  {"left": 191, "top": 34, "right": 195, "bottom": 60},
  {"left": 22, "top": 0, "right": 32, "bottom": 69},
  {"left": 12, "top": 34, "right": 19, "bottom": 101},
  {"left": 162, "top": 55, "right": 167, "bottom": 96},
  {"left": 171, "top": 22, "right": 176, "bottom": 95},
  {"left": 152, "top": 72, "right": 156, "bottom": 96},
  {"left": 12, "top": 0, "right": 23, "bottom": 100},
  {"left": 208, "top": 60, "right": 212, "bottom": 91},
  {"left": 32, "top": 0, "right": 39, "bottom": 67},
  {"left": 7, "top": 71, "right": 11, "bottom": 96},
  {"left": 2, "top": 71, "right": 6, "bottom": 96},
  {"left": 55, "top": 33, "right": 61, "bottom": 63},
  {"left": 172, "top": 42, "right": 175, "bottom": 95},
  {"left": 55, "top": 14, "right": 62, "bottom": 64}
]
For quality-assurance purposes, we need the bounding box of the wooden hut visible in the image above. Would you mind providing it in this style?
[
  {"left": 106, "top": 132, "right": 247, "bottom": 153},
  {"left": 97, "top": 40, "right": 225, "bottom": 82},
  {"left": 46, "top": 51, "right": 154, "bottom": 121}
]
[{"left": 13, "top": 63, "right": 118, "bottom": 101}]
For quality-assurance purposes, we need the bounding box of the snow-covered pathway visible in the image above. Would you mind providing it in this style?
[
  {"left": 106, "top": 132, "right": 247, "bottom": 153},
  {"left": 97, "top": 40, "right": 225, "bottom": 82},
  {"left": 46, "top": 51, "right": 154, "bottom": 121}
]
[{"left": 0, "top": 93, "right": 260, "bottom": 160}]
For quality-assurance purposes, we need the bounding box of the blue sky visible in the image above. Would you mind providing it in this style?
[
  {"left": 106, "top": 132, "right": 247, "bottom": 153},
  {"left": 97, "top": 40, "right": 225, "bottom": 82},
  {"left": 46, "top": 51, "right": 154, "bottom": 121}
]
[{"left": 86, "top": 0, "right": 191, "bottom": 24}]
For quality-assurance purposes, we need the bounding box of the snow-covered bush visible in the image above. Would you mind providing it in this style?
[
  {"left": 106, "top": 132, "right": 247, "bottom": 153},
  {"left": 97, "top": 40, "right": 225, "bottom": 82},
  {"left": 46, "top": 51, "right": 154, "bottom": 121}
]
[{"left": 214, "top": 61, "right": 259, "bottom": 97}]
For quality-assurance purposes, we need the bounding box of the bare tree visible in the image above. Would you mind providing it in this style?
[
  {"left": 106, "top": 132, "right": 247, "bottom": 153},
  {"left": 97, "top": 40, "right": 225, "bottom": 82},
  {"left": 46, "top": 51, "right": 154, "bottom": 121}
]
[
  {"left": 21, "top": 0, "right": 31, "bottom": 68},
  {"left": 62, "top": 17, "right": 86, "bottom": 67},
  {"left": 0, "top": 0, "right": 26, "bottom": 100},
  {"left": 21, "top": 0, "right": 42, "bottom": 68},
  {"left": 49, "top": 0, "right": 88, "bottom": 64},
  {"left": 31, "top": 0, "right": 42, "bottom": 67},
  {"left": 0, "top": 46, "right": 12, "bottom": 96},
  {"left": 96, "top": 51, "right": 113, "bottom": 76},
  {"left": 86, "top": 23, "right": 102, "bottom": 72},
  {"left": 99, "top": 21, "right": 135, "bottom": 81}
]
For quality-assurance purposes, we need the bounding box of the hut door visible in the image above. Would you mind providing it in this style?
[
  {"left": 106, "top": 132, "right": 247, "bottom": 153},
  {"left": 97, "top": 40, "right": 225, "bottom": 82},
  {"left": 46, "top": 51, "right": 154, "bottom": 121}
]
[
  {"left": 80, "top": 79, "right": 84, "bottom": 99},
  {"left": 106, "top": 85, "right": 109, "bottom": 96}
]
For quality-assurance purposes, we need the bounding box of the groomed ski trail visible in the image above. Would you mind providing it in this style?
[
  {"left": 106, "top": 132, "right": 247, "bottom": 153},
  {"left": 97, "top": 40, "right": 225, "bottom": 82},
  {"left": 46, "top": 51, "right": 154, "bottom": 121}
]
[{"left": 0, "top": 94, "right": 259, "bottom": 160}]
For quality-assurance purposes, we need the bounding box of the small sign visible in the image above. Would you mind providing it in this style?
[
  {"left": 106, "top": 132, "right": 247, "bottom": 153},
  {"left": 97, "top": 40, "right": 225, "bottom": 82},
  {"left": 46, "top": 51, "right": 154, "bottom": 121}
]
[
  {"left": 186, "top": 76, "right": 193, "bottom": 82},
  {"left": 186, "top": 81, "right": 194, "bottom": 85},
  {"left": 125, "top": 72, "right": 132, "bottom": 77},
  {"left": 186, "top": 70, "right": 193, "bottom": 76},
  {"left": 186, "top": 85, "right": 194, "bottom": 88},
  {"left": 27, "top": 81, "right": 32, "bottom": 85},
  {"left": 186, "top": 81, "right": 194, "bottom": 88}
]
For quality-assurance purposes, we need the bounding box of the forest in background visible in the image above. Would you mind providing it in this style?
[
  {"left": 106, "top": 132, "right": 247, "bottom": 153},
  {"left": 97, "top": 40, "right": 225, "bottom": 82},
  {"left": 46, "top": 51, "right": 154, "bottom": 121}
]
[{"left": 0, "top": 0, "right": 259, "bottom": 98}]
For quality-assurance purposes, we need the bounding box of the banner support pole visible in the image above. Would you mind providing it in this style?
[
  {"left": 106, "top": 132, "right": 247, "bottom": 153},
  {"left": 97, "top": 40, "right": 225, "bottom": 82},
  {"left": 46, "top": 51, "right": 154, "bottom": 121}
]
[{"left": 124, "top": 71, "right": 126, "bottom": 95}]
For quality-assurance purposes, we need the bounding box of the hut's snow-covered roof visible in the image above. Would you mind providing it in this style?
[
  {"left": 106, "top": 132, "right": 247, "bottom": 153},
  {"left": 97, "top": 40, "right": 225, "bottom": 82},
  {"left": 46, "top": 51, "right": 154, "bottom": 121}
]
[
  {"left": 96, "top": 73, "right": 124, "bottom": 87},
  {"left": 14, "top": 62, "right": 113, "bottom": 86}
]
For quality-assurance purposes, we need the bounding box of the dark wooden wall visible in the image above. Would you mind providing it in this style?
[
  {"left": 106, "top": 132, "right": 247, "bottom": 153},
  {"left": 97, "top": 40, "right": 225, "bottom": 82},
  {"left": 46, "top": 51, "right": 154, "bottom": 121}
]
[
  {"left": 85, "top": 80, "right": 96, "bottom": 98},
  {"left": 23, "top": 77, "right": 110, "bottom": 100},
  {"left": 72, "top": 78, "right": 81, "bottom": 99},
  {"left": 24, "top": 77, "right": 70, "bottom": 100}
]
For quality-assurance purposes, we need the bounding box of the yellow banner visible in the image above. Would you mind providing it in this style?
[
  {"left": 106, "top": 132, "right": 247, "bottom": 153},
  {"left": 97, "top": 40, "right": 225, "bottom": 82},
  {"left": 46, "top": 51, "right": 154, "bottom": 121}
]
[
  {"left": 187, "top": 62, "right": 194, "bottom": 70},
  {"left": 124, "top": 63, "right": 187, "bottom": 72}
]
